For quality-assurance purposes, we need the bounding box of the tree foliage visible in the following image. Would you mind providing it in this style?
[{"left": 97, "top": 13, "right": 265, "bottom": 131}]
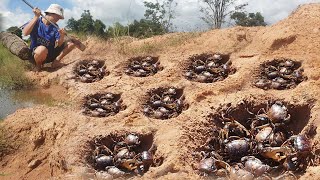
[
  {"left": 66, "top": 10, "right": 106, "bottom": 37},
  {"left": 199, "top": 0, "right": 247, "bottom": 29},
  {"left": 94, "top": 19, "right": 106, "bottom": 37},
  {"left": 7, "top": 26, "right": 22, "bottom": 38},
  {"left": 129, "top": 19, "right": 164, "bottom": 38},
  {"left": 143, "top": 0, "right": 177, "bottom": 32},
  {"left": 105, "top": 19, "right": 167, "bottom": 39},
  {"left": 66, "top": 17, "right": 79, "bottom": 32},
  {"left": 106, "top": 22, "right": 128, "bottom": 38},
  {"left": 65, "top": 1, "right": 177, "bottom": 39},
  {"left": 231, "top": 12, "right": 267, "bottom": 26}
]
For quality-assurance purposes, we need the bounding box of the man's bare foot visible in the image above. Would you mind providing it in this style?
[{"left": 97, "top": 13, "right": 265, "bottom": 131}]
[
  {"left": 51, "top": 60, "right": 64, "bottom": 68},
  {"left": 33, "top": 64, "right": 42, "bottom": 72}
]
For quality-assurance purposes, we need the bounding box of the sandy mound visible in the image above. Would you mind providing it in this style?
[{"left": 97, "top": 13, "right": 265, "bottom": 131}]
[{"left": 1, "top": 3, "right": 320, "bottom": 180}]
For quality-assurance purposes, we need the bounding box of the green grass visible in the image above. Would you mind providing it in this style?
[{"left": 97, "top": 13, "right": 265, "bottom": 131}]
[
  {"left": 0, "top": 126, "right": 10, "bottom": 157},
  {"left": 0, "top": 44, "right": 33, "bottom": 89},
  {"left": 117, "top": 32, "right": 201, "bottom": 55}
]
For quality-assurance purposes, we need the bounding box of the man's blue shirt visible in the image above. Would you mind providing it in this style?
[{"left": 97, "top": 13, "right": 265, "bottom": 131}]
[{"left": 29, "top": 17, "right": 60, "bottom": 55}]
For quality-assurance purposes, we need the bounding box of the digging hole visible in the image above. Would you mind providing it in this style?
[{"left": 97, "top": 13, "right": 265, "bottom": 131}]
[
  {"left": 142, "top": 87, "right": 188, "bottom": 119},
  {"left": 86, "top": 132, "right": 163, "bottom": 177},
  {"left": 73, "top": 60, "right": 109, "bottom": 83},
  {"left": 192, "top": 100, "right": 318, "bottom": 179},
  {"left": 124, "top": 56, "right": 163, "bottom": 77},
  {"left": 82, "top": 92, "right": 126, "bottom": 117},
  {"left": 183, "top": 53, "right": 235, "bottom": 83},
  {"left": 254, "top": 58, "right": 307, "bottom": 90}
]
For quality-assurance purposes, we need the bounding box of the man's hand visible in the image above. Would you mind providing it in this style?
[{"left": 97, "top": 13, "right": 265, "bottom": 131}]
[
  {"left": 56, "top": 28, "right": 66, "bottom": 47},
  {"left": 58, "top": 28, "right": 66, "bottom": 36},
  {"left": 33, "top": 7, "right": 41, "bottom": 18}
]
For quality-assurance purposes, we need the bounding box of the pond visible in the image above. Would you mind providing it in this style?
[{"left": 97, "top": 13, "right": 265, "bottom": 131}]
[{"left": 0, "top": 86, "right": 68, "bottom": 120}]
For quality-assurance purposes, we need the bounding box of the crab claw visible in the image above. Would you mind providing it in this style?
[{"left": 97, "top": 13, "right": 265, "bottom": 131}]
[{"left": 260, "top": 147, "right": 291, "bottom": 162}]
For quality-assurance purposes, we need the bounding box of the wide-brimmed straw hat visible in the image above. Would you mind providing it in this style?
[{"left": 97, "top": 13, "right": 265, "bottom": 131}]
[{"left": 45, "top": 4, "right": 64, "bottom": 19}]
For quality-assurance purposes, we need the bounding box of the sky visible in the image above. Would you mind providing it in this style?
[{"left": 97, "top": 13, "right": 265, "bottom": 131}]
[{"left": 1, "top": 0, "right": 320, "bottom": 32}]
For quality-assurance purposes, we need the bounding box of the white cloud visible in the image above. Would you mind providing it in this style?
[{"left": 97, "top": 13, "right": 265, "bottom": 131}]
[
  {"left": 0, "top": 7, "right": 32, "bottom": 31},
  {"left": 62, "top": 0, "right": 145, "bottom": 27},
  {"left": 0, "top": 0, "right": 32, "bottom": 31},
  {"left": 172, "top": 0, "right": 207, "bottom": 31}
]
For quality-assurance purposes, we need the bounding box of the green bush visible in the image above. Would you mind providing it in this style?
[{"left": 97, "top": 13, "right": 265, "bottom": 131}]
[{"left": 0, "top": 44, "right": 33, "bottom": 89}]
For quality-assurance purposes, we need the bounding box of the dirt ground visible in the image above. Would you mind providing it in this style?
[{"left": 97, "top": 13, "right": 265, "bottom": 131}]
[{"left": 1, "top": 3, "right": 320, "bottom": 180}]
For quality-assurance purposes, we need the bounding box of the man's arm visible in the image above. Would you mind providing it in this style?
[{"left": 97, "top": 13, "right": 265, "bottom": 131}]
[{"left": 22, "top": 7, "right": 41, "bottom": 36}]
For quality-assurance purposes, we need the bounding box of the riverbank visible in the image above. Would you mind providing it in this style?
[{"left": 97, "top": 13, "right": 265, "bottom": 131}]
[{"left": 0, "top": 44, "right": 33, "bottom": 90}]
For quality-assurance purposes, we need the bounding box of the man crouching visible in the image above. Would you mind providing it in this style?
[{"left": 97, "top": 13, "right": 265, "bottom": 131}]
[{"left": 22, "top": 4, "right": 76, "bottom": 71}]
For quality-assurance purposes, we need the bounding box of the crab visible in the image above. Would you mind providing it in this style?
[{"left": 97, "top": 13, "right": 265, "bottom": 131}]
[
  {"left": 105, "top": 166, "right": 126, "bottom": 177},
  {"left": 222, "top": 137, "right": 253, "bottom": 161},
  {"left": 282, "top": 135, "right": 312, "bottom": 154},
  {"left": 93, "top": 144, "right": 113, "bottom": 156},
  {"left": 253, "top": 123, "right": 287, "bottom": 147},
  {"left": 230, "top": 164, "right": 255, "bottom": 180},
  {"left": 247, "top": 101, "right": 291, "bottom": 129},
  {"left": 115, "top": 144, "right": 158, "bottom": 174},
  {"left": 95, "top": 154, "right": 114, "bottom": 170},
  {"left": 219, "top": 119, "right": 251, "bottom": 140},
  {"left": 259, "top": 146, "right": 291, "bottom": 162},
  {"left": 279, "top": 134, "right": 316, "bottom": 171},
  {"left": 125, "top": 57, "right": 161, "bottom": 77},
  {"left": 195, "top": 151, "right": 231, "bottom": 177},
  {"left": 124, "top": 134, "right": 140, "bottom": 147},
  {"left": 143, "top": 87, "right": 186, "bottom": 119},
  {"left": 241, "top": 156, "right": 270, "bottom": 177},
  {"left": 74, "top": 60, "right": 107, "bottom": 83},
  {"left": 254, "top": 79, "right": 272, "bottom": 89}
]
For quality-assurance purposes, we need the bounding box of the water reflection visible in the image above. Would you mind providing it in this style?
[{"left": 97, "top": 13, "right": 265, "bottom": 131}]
[{"left": 0, "top": 88, "right": 55, "bottom": 120}]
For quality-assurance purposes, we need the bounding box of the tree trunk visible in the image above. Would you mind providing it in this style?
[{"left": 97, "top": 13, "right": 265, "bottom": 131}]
[{"left": 0, "top": 32, "right": 31, "bottom": 60}]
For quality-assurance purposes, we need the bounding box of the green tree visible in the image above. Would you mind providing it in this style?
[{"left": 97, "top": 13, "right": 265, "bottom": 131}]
[
  {"left": 66, "top": 10, "right": 106, "bottom": 37},
  {"left": 78, "top": 10, "right": 95, "bottom": 34},
  {"left": 199, "top": 0, "right": 247, "bottom": 29},
  {"left": 231, "top": 12, "right": 267, "bottom": 26},
  {"left": 94, "top": 19, "right": 106, "bottom": 37},
  {"left": 106, "top": 22, "right": 128, "bottom": 38},
  {"left": 66, "top": 17, "right": 79, "bottom": 32},
  {"left": 7, "top": 26, "right": 22, "bottom": 38},
  {"left": 128, "top": 19, "right": 164, "bottom": 38},
  {"left": 143, "top": 0, "right": 177, "bottom": 32}
]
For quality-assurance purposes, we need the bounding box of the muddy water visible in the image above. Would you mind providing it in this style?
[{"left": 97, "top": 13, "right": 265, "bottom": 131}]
[{"left": 0, "top": 86, "right": 69, "bottom": 120}]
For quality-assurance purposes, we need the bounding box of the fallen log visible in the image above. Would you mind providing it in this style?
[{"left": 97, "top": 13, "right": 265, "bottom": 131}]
[{"left": 0, "top": 31, "right": 31, "bottom": 60}]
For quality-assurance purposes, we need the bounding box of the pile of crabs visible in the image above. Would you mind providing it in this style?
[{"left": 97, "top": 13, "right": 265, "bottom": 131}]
[
  {"left": 73, "top": 60, "right": 108, "bottom": 83},
  {"left": 82, "top": 92, "right": 126, "bottom": 117},
  {"left": 142, "top": 87, "right": 188, "bottom": 119},
  {"left": 254, "top": 59, "right": 306, "bottom": 90},
  {"left": 183, "top": 53, "right": 236, "bottom": 83},
  {"left": 88, "top": 133, "right": 162, "bottom": 177},
  {"left": 124, "top": 56, "right": 163, "bottom": 77},
  {"left": 193, "top": 101, "right": 318, "bottom": 179}
]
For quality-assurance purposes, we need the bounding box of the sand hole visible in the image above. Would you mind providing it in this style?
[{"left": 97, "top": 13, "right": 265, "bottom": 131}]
[
  {"left": 73, "top": 60, "right": 109, "bottom": 83},
  {"left": 142, "top": 87, "right": 188, "bottom": 119},
  {"left": 193, "top": 100, "right": 318, "bottom": 178},
  {"left": 86, "top": 132, "right": 163, "bottom": 177},
  {"left": 254, "top": 59, "right": 307, "bottom": 90},
  {"left": 124, "top": 56, "right": 163, "bottom": 77},
  {"left": 183, "top": 53, "right": 236, "bottom": 83},
  {"left": 82, "top": 92, "right": 126, "bottom": 117}
]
